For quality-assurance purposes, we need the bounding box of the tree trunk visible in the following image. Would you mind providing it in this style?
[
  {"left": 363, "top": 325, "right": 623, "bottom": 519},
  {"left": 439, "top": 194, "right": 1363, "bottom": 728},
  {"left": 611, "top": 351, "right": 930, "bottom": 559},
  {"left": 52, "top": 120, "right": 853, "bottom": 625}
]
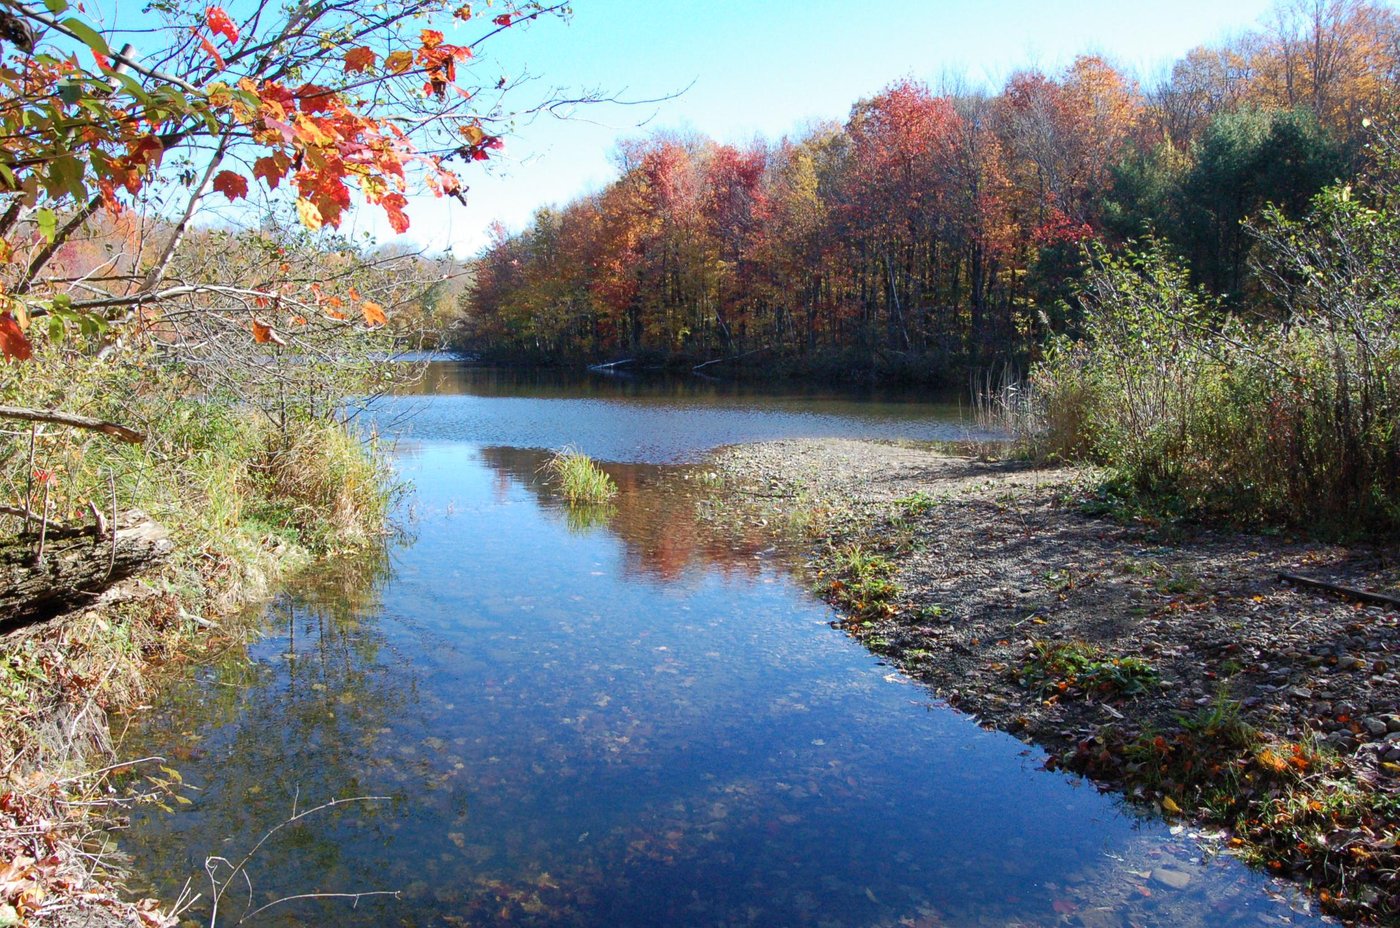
[{"left": 1, "top": 511, "right": 173, "bottom": 628}]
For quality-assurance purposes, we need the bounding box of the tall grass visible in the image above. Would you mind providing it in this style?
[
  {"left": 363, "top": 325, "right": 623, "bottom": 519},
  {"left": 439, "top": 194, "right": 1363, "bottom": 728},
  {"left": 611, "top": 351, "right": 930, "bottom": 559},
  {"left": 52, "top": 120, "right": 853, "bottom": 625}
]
[{"left": 542, "top": 448, "right": 617, "bottom": 504}]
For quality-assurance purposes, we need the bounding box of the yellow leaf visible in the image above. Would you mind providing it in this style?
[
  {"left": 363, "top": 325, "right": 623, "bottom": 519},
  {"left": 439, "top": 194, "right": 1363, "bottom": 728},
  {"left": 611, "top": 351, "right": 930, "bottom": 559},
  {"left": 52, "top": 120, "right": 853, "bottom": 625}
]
[
  {"left": 385, "top": 50, "right": 414, "bottom": 74},
  {"left": 1161, "top": 796, "right": 1182, "bottom": 814},
  {"left": 295, "top": 198, "right": 323, "bottom": 231}
]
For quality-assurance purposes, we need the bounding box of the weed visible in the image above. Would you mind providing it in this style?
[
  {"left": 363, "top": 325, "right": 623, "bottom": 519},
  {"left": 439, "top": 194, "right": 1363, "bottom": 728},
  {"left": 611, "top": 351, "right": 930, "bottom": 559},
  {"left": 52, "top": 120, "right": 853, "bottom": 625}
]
[
  {"left": 893, "top": 491, "right": 938, "bottom": 517},
  {"left": 1020, "top": 640, "right": 1159, "bottom": 699},
  {"left": 823, "top": 544, "right": 901, "bottom": 621}
]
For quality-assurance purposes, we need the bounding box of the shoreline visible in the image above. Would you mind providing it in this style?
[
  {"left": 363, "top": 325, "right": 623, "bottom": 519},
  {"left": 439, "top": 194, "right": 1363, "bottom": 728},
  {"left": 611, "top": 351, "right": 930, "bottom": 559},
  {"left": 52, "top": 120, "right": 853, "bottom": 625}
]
[{"left": 710, "top": 438, "right": 1400, "bottom": 925}]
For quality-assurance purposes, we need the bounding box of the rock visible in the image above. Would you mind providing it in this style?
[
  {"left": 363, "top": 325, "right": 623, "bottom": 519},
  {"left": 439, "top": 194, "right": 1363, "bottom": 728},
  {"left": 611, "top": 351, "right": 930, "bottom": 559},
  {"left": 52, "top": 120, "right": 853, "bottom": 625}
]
[
  {"left": 1364, "top": 717, "right": 1389, "bottom": 737},
  {"left": 1076, "top": 908, "right": 1122, "bottom": 928},
  {"left": 1385, "top": 715, "right": 1400, "bottom": 733},
  {"left": 1150, "top": 867, "right": 1193, "bottom": 890}
]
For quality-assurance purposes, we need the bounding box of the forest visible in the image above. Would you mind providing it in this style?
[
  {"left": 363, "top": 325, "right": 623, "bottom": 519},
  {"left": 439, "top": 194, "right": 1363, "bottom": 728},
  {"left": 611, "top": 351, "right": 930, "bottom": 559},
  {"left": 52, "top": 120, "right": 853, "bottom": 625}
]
[{"left": 462, "top": 0, "right": 1395, "bottom": 380}]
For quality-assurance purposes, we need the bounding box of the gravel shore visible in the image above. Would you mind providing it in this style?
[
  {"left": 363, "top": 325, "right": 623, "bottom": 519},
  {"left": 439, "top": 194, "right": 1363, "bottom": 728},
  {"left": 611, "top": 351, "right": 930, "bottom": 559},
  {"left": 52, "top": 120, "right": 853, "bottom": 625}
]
[{"left": 711, "top": 438, "right": 1400, "bottom": 924}]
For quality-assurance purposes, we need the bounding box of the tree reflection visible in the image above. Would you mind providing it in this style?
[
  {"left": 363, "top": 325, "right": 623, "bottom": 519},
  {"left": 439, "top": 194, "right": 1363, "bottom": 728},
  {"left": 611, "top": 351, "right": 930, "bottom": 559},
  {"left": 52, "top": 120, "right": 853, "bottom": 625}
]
[
  {"left": 475, "top": 446, "right": 775, "bottom": 583},
  {"left": 116, "top": 544, "right": 424, "bottom": 923}
]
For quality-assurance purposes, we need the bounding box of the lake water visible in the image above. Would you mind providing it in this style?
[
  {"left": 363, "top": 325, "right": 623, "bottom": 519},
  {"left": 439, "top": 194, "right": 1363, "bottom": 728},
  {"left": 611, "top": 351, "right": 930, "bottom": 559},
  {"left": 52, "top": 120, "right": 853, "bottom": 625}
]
[{"left": 115, "top": 364, "right": 1327, "bottom": 928}]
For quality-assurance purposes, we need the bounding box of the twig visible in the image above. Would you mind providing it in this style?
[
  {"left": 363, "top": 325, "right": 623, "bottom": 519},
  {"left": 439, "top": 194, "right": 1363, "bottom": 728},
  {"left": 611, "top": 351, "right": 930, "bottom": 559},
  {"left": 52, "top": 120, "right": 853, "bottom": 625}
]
[
  {"left": 34, "top": 480, "right": 50, "bottom": 566},
  {"left": 54, "top": 755, "right": 166, "bottom": 785},
  {"left": 207, "top": 795, "right": 391, "bottom": 928},
  {"left": 24, "top": 422, "right": 36, "bottom": 532},
  {"left": 106, "top": 472, "right": 118, "bottom": 581},
  {"left": 240, "top": 891, "right": 400, "bottom": 923},
  {"left": 0, "top": 503, "right": 67, "bottom": 529}
]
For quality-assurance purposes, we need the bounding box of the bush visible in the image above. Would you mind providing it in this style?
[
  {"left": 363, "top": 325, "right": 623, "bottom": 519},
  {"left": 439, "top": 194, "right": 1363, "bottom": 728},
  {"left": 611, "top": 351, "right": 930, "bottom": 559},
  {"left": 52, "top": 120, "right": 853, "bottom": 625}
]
[{"left": 1027, "top": 195, "right": 1400, "bottom": 535}]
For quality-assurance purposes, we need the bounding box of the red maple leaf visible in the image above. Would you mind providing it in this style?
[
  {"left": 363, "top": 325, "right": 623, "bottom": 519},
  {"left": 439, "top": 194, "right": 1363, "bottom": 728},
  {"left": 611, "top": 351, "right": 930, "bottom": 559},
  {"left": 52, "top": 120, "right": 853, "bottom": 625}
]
[
  {"left": 211, "top": 170, "right": 249, "bottom": 201},
  {"left": 205, "top": 6, "right": 238, "bottom": 43}
]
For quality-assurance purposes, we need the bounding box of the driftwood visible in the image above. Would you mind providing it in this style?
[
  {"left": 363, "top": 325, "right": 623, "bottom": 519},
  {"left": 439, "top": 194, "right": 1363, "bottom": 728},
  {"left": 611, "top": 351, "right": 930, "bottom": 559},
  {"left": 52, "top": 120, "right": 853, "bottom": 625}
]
[
  {"left": 1278, "top": 572, "right": 1400, "bottom": 610},
  {"left": 0, "top": 404, "right": 145, "bottom": 443},
  {"left": 691, "top": 346, "right": 770, "bottom": 373},
  {"left": 1, "top": 510, "right": 173, "bottom": 627},
  {"left": 587, "top": 358, "right": 636, "bottom": 372}
]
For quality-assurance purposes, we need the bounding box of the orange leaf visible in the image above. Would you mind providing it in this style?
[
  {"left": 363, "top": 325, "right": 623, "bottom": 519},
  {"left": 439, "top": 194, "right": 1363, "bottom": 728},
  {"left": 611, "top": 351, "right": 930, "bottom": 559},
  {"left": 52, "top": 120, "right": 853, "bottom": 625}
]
[
  {"left": 381, "top": 192, "right": 410, "bottom": 234},
  {"left": 420, "top": 29, "right": 444, "bottom": 49},
  {"left": 385, "top": 50, "right": 414, "bottom": 74},
  {"left": 344, "top": 46, "right": 376, "bottom": 73},
  {"left": 250, "top": 320, "right": 286, "bottom": 346},
  {"left": 193, "top": 28, "right": 226, "bottom": 68},
  {"left": 0, "top": 312, "right": 33, "bottom": 361},
  {"left": 211, "top": 170, "right": 248, "bottom": 201},
  {"left": 252, "top": 155, "right": 286, "bottom": 190},
  {"left": 361, "top": 301, "right": 387, "bottom": 327}
]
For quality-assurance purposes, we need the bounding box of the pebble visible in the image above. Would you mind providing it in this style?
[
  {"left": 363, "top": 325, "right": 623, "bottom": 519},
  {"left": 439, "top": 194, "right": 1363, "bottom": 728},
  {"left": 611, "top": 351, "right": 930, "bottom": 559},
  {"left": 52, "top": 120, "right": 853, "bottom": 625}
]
[
  {"left": 1150, "top": 867, "right": 1193, "bottom": 890},
  {"left": 1364, "top": 718, "right": 1389, "bottom": 737}
]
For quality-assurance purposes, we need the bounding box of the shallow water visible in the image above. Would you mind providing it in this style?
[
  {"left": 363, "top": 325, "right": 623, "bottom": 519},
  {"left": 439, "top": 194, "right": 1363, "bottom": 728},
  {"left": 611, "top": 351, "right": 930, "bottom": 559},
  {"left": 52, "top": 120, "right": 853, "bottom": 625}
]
[{"left": 116, "top": 364, "right": 1328, "bottom": 927}]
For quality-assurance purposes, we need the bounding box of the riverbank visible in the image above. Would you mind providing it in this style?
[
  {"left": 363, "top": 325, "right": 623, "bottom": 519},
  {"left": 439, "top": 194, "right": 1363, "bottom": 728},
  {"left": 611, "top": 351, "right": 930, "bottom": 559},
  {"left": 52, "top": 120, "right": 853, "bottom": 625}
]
[
  {"left": 0, "top": 403, "right": 391, "bottom": 927},
  {"left": 711, "top": 438, "right": 1400, "bottom": 925}
]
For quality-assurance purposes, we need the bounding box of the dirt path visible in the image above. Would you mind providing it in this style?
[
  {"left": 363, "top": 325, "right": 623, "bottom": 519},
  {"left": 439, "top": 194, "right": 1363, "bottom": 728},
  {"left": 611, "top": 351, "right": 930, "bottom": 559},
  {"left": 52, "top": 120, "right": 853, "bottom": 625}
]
[{"left": 712, "top": 439, "right": 1400, "bottom": 925}]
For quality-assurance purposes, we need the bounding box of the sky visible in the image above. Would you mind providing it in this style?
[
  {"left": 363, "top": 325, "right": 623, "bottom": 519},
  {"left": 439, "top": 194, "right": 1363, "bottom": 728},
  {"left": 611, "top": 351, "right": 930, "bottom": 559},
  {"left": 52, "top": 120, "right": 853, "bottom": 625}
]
[{"left": 345, "top": 0, "right": 1282, "bottom": 256}]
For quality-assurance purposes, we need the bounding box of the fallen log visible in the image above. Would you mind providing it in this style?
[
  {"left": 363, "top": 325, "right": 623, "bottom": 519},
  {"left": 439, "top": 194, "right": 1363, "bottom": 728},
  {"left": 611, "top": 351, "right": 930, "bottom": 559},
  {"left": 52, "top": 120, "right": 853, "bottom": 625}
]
[
  {"left": 1, "top": 510, "right": 173, "bottom": 627},
  {"left": 1278, "top": 571, "right": 1400, "bottom": 610}
]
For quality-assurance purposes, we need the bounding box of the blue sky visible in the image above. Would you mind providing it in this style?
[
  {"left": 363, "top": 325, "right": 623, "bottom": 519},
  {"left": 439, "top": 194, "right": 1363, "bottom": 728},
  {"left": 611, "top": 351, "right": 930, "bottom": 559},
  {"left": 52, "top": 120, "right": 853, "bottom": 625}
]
[{"left": 347, "top": 0, "right": 1281, "bottom": 255}]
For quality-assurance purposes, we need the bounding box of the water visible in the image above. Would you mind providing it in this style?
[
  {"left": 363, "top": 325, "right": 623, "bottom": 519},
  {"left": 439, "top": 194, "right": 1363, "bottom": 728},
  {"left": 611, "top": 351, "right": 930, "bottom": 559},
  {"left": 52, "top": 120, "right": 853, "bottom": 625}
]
[{"left": 116, "top": 364, "right": 1327, "bottom": 928}]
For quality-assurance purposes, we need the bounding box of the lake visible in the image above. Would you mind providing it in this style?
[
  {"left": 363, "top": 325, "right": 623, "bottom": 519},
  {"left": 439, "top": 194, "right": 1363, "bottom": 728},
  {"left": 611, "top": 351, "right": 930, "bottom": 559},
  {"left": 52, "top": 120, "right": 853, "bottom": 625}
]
[{"left": 115, "top": 363, "right": 1326, "bottom": 928}]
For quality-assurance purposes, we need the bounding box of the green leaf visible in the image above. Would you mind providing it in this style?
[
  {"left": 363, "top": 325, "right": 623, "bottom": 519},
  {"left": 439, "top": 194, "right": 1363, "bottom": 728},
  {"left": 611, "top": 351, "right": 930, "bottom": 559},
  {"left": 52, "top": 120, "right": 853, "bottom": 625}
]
[
  {"left": 109, "top": 71, "right": 152, "bottom": 104},
  {"left": 47, "top": 316, "right": 64, "bottom": 344},
  {"left": 62, "top": 17, "right": 111, "bottom": 56},
  {"left": 42, "top": 0, "right": 69, "bottom": 13},
  {"left": 34, "top": 208, "right": 57, "bottom": 242}
]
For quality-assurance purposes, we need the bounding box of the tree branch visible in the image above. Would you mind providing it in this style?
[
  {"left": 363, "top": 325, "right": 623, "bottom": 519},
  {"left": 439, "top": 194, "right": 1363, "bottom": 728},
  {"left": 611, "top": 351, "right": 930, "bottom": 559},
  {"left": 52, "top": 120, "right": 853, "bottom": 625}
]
[{"left": 0, "top": 405, "right": 145, "bottom": 443}]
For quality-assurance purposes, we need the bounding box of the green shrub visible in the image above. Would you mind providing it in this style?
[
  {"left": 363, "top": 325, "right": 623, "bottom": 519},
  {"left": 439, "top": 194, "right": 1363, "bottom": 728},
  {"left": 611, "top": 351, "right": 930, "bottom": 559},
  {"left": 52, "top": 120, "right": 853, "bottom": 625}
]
[{"left": 1027, "top": 206, "right": 1400, "bottom": 535}]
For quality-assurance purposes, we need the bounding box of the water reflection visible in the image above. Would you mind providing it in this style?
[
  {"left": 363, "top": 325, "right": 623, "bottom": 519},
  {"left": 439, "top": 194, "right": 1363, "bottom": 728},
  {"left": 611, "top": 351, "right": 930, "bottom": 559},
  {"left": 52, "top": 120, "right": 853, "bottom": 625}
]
[
  {"left": 115, "top": 370, "right": 1327, "bottom": 928},
  {"left": 476, "top": 446, "right": 773, "bottom": 583}
]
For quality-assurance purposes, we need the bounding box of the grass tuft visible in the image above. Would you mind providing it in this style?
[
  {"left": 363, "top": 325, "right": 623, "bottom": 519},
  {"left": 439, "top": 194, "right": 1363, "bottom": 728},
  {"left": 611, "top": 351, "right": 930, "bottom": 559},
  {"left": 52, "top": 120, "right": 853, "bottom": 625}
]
[{"left": 542, "top": 448, "right": 617, "bottom": 504}]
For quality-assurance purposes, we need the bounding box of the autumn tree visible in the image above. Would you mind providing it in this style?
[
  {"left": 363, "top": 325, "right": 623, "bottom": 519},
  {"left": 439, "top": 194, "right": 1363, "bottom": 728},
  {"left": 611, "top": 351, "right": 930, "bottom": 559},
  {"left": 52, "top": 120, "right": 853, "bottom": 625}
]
[{"left": 0, "top": 0, "right": 568, "bottom": 372}]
